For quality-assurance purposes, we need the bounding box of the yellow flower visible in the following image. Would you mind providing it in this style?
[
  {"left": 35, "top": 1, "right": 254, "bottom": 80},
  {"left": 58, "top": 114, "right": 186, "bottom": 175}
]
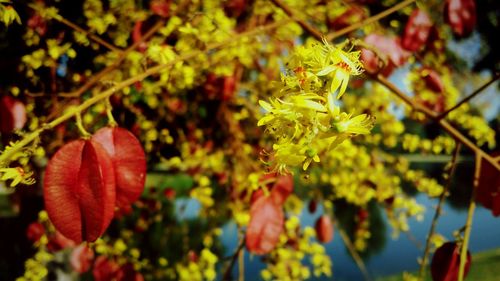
[
  {"left": 273, "top": 143, "right": 307, "bottom": 173},
  {"left": 1, "top": 5, "right": 21, "bottom": 26},
  {"left": 317, "top": 39, "right": 363, "bottom": 99},
  {"left": 302, "top": 147, "right": 320, "bottom": 170},
  {"left": 0, "top": 167, "right": 35, "bottom": 187},
  {"left": 325, "top": 92, "right": 374, "bottom": 135}
]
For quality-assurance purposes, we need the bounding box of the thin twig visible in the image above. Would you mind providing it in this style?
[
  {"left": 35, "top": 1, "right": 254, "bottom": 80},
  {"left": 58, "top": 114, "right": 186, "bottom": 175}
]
[
  {"left": 55, "top": 16, "right": 122, "bottom": 52},
  {"left": 28, "top": 4, "right": 121, "bottom": 52},
  {"left": 373, "top": 74, "right": 438, "bottom": 118},
  {"left": 59, "top": 20, "right": 166, "bottom": 98},
  {"left": 457, "top": 154, "right": 481, "bottom": 281},
  {"left": 404, "top": 229, "right": 423, "bottom": 251},
  {"left": 0, "top": 20, "right": 289, "bottom": 165},
  {"left": 374, "top": 74, "right": 500, "bottom": 172},
  {"left": 337, "top": 226, "right": 373, "bottom": 281},
  {"left": 223, "top": 237, "right": 245, "bottom": 281},
  {"left": 238, "top": 234, "right": 245, "bottom": 281},
  {"left": 418, "top": 143, "right": 462, "bottom": 280},
  {"left": 437, "top": 73, "right": 500, "bottom": 120},
  {"left": 326, "top": 0, "right": 417, "bottom": 40}
]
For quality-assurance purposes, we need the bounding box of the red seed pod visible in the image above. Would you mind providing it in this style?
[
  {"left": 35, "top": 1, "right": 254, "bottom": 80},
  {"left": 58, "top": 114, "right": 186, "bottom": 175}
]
[
  {"left": 222, "top": 76, "right": 236, "bottom": 101},
  {"left": 250, "top": 188, "right": 265, "bottom": 205},
  {"left": 357, "top": 209, "right": 369, "bottom": 222},
  {"left": 116, "top": 263, "right": 144, "bottom": 281},
  {"left": 444, "top": 0, "right": 476, "bottom": 37},
  {"left": 26, "top": 222, "right": 45, "bottom": 243},
  {"left": 27, "top": 14, "right": 47, "bottom": 36},
  {"left": 308, "top": 200, "right": 318, "bottom": 213},
  {"left": 315, "top": 215, "right": 334, "bottom": 243},
  {"left": 132, "top": 21, "right": 147, "bottom": 52},
  {"left": 476, "top": 153, "right": 500, "bottom": 216},
  {"left": 246, "top": 196, "right": 284, "bottom": 255},
  {"left": 362, "top": 34, "right": 409, "bottom": 76},
  {"left": 0, "top": 96, "right": 27, "bottom": 133},
  {"left": 270, "top": 173, "right": 294, "bottom": 206},
  {"left": 188, "top": 250, "right": 199, "bottom": 263},
  {"left": 224, "top": 0, "right": 247, "bottom": 18},
  {"left": 92, "top": 127, "right": 146, "bottom": 209},
  {"left": 402, "top": 9, "right": 433, "bottom": 51},
  {"left": 150, "top": 0, "right": 170, "bottom": 18},
  {"left": 43, "top": 140, "right": 116, "bottom": 243},
  {"left": 47, "top": 230, "right": 77, "bottom": 252},
  {"left": 431, "top": 242, "right": 471, "bottom": 281},
  {"left": 93, "top": 256, "right": 120, "bottom": 281},
  {"left": 164, "top": 188, "right": 176, "bottom": 200},
  {"left": 328, "top": 5, "right": 366, "bottom": 31},
  {"left": 70, "top": 244, "right": 94, "bottom": 273},
  {"left": 114, "top": 203, "right": 133, "bottom": 220},
  {"left": 421, "top": 67, "right": 445, "bottom": 93}
]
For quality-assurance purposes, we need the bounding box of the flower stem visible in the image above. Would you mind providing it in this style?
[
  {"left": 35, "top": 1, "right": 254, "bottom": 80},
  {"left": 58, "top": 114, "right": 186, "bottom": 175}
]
[
  {"left": 75, "top": 113, "right": 91, "bottom": 138},
  {"left": 336, "top": 223, "right": 372, "bottom": 281},
  {"left": 437, "top": 73, "right": 500, "bottom": 120},
  {"left": 105, "top": 97, "right": 118, "bottom": 127},
  {"left": 458, "top": 154, "right": 481, "bottom": 281},
  {"left": 458, "top": 198, "right": 475, "bottom": 281},
  {"left": 418, "top": 143, "right": 461, "bottom": 280}
]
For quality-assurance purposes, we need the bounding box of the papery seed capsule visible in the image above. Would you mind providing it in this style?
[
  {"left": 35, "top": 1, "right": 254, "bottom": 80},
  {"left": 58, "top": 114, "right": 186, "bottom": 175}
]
[
  {"left": 93, "top": 127, "right": 146, "bottom": 209},
  {"left": 315, "top": 215, "right": 334, "bottom": 243},
  {"left": 431, "top": 242, "right": 471, "bottom": 281},
  {"left": 44, "top": 139, "right": 116, "bottom": 243}
]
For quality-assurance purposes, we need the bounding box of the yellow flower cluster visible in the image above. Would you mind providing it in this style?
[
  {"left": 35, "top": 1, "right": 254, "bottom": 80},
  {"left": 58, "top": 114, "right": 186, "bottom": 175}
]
[
  {"left": 261, "top": 225, "right": 332, "bottom": 280},
  {"left": 16, "top": 251, "right": 53, "bottom": 281},
  {"left": 258, "top": 39, "right": 374, "bottom": 173},
  {"left": 0, "top": 3, "right": 21, "bottom": 26},
  {"left": 190, "top": 176, "right": 215, "bottom": 210},
  {"left": 176, "top": 248, "right": 218, "bottom": 281},
  {"left": 16, "top": 211, "right": 53, "bottom": 281}
]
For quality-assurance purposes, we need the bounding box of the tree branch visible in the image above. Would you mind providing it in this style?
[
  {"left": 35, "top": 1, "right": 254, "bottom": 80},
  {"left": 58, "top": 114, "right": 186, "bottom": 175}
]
[
  {"left": 418, "top": 143, "right": 462, "bottom": 280},
  {"left": 374, "top": 74, "right": 500, "bottom": 172},
  {"left": 457, "top": 153, "right": 481, "bottom": 281},
  {"left": 58, "top": 20, "right": 166, "bottom": 98},
  {"left": 54, "top": 16, "right": 122, "bottom": 53},
  {"left": 337, "top": 225, "right": 373, "bottom": 281},
  {"left": 437, "top": 72, "right": 500, "bottom": 120},
  {"left": 326, "top": 0, "right": 417, "bottom": 41},
  {"left": 28, "top": 4, "right": 121, "bottom": 53},
  {"left": 223, "top": 237, "right": 245, "bottom": 281}
]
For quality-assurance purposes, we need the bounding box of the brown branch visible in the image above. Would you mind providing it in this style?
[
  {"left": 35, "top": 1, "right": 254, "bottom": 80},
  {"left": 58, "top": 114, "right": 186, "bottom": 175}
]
[
  {"left": 437, "top": 72, "right": 500, "bottom": 120},
  {"left": 271, "top": 0, "right": 418, "bottom": 42},
  {"left": 374, "top": 74, "right": 500, "bottom": 172},
  {"left": 457, "top": 153, "right": 481, "bottom": 281},
  {"left": 223, "top": 237, "right": 245, "bottom": 281},
  {"left": 418, "top": 143, "right": 462, "bottom": 280},
  {"left": 373, "top": 74, "right": 438, "bottom": 118},
  {"left": 326, "top": 0, "right": 417, "bottom": 40},
  {"left": 54, "top": 16, "right": 122, "bottom": 52},
  {"left": 337, "top": 225, "right": 373, "bottom": 281},
  {"left": 27, "top": 2, "right": 120, "bottom": 53},
  {"left": 58, "top": 20, "right": 165, "bottom": 98}
]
